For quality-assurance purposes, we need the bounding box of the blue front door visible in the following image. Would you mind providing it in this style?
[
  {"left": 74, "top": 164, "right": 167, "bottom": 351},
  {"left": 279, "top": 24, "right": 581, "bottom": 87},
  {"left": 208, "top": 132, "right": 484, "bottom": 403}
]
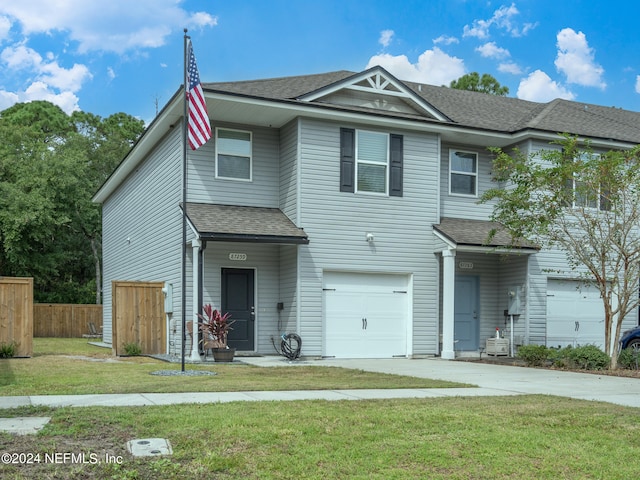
[{"left": 454, "top": 275, "right": 479, "bottom": 350}]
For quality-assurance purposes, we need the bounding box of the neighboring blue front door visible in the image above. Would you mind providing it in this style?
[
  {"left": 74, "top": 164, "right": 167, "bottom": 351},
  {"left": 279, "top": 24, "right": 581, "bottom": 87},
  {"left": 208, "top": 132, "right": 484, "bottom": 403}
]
[{"left": 454, "top": 275, "right": 479, "bottom": 350}]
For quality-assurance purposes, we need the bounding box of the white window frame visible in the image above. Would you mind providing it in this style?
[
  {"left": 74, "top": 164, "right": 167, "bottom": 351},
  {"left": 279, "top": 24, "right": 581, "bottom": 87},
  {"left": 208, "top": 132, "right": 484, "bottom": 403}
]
[
  {"left": 449, "top": 149, "right": 478, "bottom": 197},
  {"left": 215, "top": 127, "right": 253, "bottom": 181},
  {"left": 355, "top": 130, "right": 389, "bottom": 195},
  {"left": 568, "top": 153, "right": 608, "bottom": 211}
]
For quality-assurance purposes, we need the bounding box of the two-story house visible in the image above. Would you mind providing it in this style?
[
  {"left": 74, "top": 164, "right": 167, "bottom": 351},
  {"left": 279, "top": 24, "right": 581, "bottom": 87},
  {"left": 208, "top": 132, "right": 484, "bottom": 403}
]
[{"left": 92, "top": 66, "right": 640, "bottom": 359}]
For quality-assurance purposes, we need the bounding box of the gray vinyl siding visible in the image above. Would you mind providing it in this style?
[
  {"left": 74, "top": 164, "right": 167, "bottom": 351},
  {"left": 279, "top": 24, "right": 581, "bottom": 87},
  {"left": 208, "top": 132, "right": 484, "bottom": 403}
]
[
  {"left": 188, "top": 123, "right": 280, "bottom": 208},
  {"left": 279, "top": 119, "right": 299, "bottom": 221},
  {"left": 296, "top": 118, "right": 441, "bottom": 356},
  {"left": 279, "top": 244, "right": 299, "bottom": 335},
  {"left": 440, "top": 142, "right": 496, "bottom": 220},
  {"left": 101, "top": 127, "right": 183, "bottom": 352}
]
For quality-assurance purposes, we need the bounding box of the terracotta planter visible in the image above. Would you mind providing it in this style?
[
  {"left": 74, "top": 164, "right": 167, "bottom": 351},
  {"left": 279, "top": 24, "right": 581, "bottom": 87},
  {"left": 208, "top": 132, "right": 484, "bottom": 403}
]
[{"left": 212, "top": 347, "right": 236, "bottom": 363}]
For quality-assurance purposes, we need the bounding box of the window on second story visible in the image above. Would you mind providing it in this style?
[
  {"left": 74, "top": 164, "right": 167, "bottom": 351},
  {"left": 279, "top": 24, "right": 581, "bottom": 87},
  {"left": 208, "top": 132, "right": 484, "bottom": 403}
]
[
  {"left": 216, "top": 128, "right": 252, "bottom": 181},
  {"left": 563, "top": 152, "right": 610, "bottom": 211},
  {"left": 356, "top": 130, "right": 389, "bottom": 194},
  {"left": 340, "top": 128, "right": 403, "bottom": 197},
  {"left": 449, "top": 150, "right": 478, "bottom": 196}
]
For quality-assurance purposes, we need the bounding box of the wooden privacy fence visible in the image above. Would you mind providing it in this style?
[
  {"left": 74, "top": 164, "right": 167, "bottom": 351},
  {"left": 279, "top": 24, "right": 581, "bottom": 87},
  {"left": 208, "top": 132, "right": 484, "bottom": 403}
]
[
  {"left": 34, "top": 304, "right": 103, "bottom": 338},
  {"left": 0, "top": 277, "right": 33, "bottom": 357},
  {"left": 112, "top": 281, "right": 166, "bottom": 356}
]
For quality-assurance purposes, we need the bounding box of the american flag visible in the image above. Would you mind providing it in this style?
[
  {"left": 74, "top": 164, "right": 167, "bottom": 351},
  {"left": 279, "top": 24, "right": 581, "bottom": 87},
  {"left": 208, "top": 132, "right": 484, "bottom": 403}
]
[{"left": 186, "top": 40, "right": 211, "bottom": 150}]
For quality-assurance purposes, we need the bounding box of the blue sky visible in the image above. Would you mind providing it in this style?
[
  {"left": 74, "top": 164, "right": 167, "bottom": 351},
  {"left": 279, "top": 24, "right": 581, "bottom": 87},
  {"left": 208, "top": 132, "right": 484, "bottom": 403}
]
[{"left": 2, "top": 1, "right": 640, "bottom": 124}]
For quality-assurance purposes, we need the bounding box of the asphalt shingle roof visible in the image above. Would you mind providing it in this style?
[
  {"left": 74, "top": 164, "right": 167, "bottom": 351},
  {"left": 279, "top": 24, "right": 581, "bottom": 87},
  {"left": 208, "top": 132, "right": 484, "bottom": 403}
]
[
  {"left": 204, "top": 69, "right": 640, "bottom": 144},
  {"left": 434, "top": 217, "right": 539, "bottom": 250},
  {"left": 184, "top": 203, "right": 308, "bottom": 244}
]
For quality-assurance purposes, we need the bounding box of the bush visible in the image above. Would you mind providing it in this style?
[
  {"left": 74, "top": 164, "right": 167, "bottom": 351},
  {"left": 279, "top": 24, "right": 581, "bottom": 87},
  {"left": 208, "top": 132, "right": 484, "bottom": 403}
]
[
  {"left": 517, "top": 344, "right": 550, "bottom": 367},
  {"left": 0, "top": 341, "right": 18, "bottom": 358},
  {"left": 618, "top": 347, "right": 640, "bottom": 370},
  {"left": 122, "top": 342, "right": 142, "bottom": 356},
  {"left": 548, "top": 345, "right": 573, "bottom": 368},
  {"left": 565, "top": 345, "right": 610, "bottom": 370}
]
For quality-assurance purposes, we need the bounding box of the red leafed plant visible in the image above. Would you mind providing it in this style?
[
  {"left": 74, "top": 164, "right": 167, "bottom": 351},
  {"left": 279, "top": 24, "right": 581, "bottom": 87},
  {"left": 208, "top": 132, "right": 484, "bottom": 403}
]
[{"left": 197, "top": 304, "right": 235, "bottom": 349}]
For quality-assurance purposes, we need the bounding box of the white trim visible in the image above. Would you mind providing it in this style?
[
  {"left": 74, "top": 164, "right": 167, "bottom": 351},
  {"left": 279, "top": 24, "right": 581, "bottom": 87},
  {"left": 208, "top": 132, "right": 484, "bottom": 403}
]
[
  {"left": 298, "top": 67, "right": 449, "bottom": 122},
  {"left": 448, "top": 149, "right": 478, "bottom": 198},
  {"left": 441, "top": 249, "right": 456, "bottom": 360},
  {"left": 355, "top": 129, "right": 390, "bottom": 196}
]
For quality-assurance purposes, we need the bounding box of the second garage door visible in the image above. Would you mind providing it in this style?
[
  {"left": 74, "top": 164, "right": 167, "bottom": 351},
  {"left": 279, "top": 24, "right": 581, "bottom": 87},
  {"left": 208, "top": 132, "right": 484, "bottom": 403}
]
[
  {"left": 323, "top": 272, "right": 410, "bottom": 358},
  {"left": 546, "top": 279, "right": 605, "bottom": 348}
]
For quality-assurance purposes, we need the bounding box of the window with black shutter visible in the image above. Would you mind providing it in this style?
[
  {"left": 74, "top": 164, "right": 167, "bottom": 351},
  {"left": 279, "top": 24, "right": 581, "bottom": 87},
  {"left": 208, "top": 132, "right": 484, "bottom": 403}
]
[{"left": 340, "top": 128, "right": 403, "bottom": 196}]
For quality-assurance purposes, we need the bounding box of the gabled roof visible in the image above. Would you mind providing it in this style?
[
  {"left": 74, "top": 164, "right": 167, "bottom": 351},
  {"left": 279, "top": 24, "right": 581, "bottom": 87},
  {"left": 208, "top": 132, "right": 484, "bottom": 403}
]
[
  {"left": 184, "top": 203, "right": 309, "bottom": 244},
  {"left": 95, "top": 66, "right": 640, "bottom": 205},
  {"left": 297, "top": 67, "right": 450, "bottom": 121},
  {"left": 203, "top": 66, "right": 640, "bottom": 145}
]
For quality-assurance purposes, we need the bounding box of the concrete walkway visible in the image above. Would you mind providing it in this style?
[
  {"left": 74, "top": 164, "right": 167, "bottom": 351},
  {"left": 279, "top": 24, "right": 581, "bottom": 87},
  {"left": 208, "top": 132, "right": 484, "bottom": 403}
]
[{"left": 1, "top": 356, "right": 639, "bottom": 409}]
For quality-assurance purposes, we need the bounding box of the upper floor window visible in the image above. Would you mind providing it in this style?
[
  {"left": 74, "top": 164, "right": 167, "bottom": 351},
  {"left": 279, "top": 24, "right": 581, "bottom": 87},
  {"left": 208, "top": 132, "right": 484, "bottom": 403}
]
[
  {"left": 340, "top": 128, "right": 403, "bottom": 197},
  {"left": 449, "top": 150, "right": 478, "bottom": 197},
  {"left": 216, "top": 128, "right": 252, "bottom": 181},
  {"left": 356, "top": 130, "right": 389, "bottom": 194},
  {"left": 563, "top": 152, "right": 610, "bottom": 211}
]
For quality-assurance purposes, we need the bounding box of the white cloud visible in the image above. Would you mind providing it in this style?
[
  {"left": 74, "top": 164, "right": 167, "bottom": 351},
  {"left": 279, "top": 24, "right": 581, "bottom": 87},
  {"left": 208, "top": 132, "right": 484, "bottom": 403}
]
[
  {"left": 107, "top": 67, "right": 116, "bottom": 80},
  {"left": 379, "top": 29, "right": 394, "bottom": 48},
  {"left": 39, "top": 62, "right": 91, "bottom": 92},
  {"left": 1, "top": 43, "right": 91, "bottom": 92},
  {"left": 636, "top": 75, "right": 640, "bottom": 94},
  {"left": 367, "top": 47, "right": 465, "bottom": 86},
  {"left": 1, "top": 43, "right": 41, "bottom": 69},
  {"left": 0, "top": 43, "right": 91, "bottom": 113},
  {"left": 463, "top": 3, "right": 537, "bottom": 39},
  {"left": 0, "top": 81, "right": 81, "bottom": 114},
  {"left": 476, "top": 42, "right": 510, "bottom": 59},
  {"left": 23, "top": 81, "right": 81, "bottom": 113},
  {"left": 498, "top": 62, "right": 523, "bottom": 75},
  {"left": 555, "top": 28, "right": 605, "bottom": 89},
  {"left": 0, "top": 90, "right": 19, "bottom": 112},
  {"left": 0, "top": 1, "right": 218, "bottom": 54},
  {"left": 0, "top": 15, "right": 11, "bottom": 41},
  {"left": 433, "top": 35, "right": 459, "bottom": 46},
  {"left": 517, "top": 70, "right": 575, "bottom": 102}
]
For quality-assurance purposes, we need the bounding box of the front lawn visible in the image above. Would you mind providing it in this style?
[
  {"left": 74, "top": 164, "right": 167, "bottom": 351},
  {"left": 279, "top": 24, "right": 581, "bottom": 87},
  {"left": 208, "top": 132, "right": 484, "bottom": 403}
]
[
  {"left": 1, "top": 395, "right": 638, "bottom": 479},
  {"left": 0, "top": 338, "right": 467, "bottom": 395}
]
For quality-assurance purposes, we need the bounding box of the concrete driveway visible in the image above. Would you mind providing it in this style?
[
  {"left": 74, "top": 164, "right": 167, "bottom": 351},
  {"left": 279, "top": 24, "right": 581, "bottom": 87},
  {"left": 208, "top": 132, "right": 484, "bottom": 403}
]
[{"left": 309, "top": 357, "right": 640, "bottom": 408}]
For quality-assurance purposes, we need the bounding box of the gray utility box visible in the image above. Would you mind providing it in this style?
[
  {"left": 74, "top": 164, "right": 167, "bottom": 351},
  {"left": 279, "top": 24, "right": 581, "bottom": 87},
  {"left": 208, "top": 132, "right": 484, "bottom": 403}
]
[{"left": 486, "top": 338, "right": 510, "bottom": 356}]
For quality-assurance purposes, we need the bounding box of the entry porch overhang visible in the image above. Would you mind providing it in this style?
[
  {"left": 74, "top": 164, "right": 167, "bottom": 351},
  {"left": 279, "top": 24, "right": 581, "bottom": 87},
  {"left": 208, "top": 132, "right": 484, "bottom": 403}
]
[
  {"left": 183, "top": 202, "right": 309, "bottom": 245},
  {"left": 434, "top": 218, "right": 538, "bottom": 360}
]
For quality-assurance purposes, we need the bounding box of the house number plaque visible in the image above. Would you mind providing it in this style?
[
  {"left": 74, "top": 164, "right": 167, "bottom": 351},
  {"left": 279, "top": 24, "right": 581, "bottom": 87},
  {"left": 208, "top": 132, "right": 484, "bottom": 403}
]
[
  {"left": 459, "top": 262, "right": 474, "bottom": 270},
  {"left": 228, "top": 253, "right": 247, "bottom": 261}
]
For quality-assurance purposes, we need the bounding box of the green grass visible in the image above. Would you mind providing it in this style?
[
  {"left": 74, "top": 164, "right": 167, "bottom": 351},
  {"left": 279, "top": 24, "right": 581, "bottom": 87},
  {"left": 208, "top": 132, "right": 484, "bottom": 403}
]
[
  {"left": 1, "top": 396, "right": 639, "bottom": 479},
  {"left": 0, "top": 338, "right": 467, "bottom": 395}
]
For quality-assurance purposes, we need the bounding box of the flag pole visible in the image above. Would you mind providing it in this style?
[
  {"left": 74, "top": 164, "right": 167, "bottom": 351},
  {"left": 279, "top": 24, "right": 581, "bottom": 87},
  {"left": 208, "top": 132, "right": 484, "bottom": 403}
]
[{"left": 181, "top": 28, "right": 189, "bottom": 372}]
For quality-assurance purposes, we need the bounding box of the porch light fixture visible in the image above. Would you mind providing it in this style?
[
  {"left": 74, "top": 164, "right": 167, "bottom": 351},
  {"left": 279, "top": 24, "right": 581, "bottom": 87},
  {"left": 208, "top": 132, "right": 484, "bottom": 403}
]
[{"left": 366, "top": 232, "right": 374, "bottom": 243}]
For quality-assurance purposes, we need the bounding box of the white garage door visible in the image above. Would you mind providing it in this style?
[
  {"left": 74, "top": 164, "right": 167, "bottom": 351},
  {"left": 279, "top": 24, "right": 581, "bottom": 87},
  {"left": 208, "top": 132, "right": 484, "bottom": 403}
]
[
  {"left": 323, "top": 272, "right": 409, "bottom": 358},
  {"left": 546, "top": 279, "right": 605, "bottom": 348}
]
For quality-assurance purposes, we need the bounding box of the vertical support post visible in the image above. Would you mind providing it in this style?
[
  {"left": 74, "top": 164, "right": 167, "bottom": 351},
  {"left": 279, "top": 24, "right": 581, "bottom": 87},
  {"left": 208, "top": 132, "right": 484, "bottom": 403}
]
[
  {"left": 191, "top": 239, "right": 202, "bottom": 361},
  {"left": 441, "top": 249, "right": 456, "bottom": 360}
]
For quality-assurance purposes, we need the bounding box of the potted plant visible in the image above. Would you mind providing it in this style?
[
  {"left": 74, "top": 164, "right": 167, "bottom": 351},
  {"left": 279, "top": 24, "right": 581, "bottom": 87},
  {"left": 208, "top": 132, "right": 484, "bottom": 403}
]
[{"left": 197, "top": 304, "right": 236, "bottom": 362}]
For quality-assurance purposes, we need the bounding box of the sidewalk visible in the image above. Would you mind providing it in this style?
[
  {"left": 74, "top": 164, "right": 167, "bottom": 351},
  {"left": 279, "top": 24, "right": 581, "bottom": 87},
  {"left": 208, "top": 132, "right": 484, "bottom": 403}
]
[{"left": 1, "top": 356, "right": 639, "bottom": 409}]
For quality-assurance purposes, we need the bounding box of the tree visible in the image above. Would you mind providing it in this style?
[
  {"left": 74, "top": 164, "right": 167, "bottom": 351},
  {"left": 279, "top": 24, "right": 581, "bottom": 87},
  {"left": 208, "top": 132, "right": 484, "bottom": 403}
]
[
  {"left": 482, "top": 135, "right": 640, "bottom": 369},
  {"left": 0, "top": 101, "right": 144, "bottom": 304},
  {"left": 449, "top": 72, "right": 509, "bottom": 96}
]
